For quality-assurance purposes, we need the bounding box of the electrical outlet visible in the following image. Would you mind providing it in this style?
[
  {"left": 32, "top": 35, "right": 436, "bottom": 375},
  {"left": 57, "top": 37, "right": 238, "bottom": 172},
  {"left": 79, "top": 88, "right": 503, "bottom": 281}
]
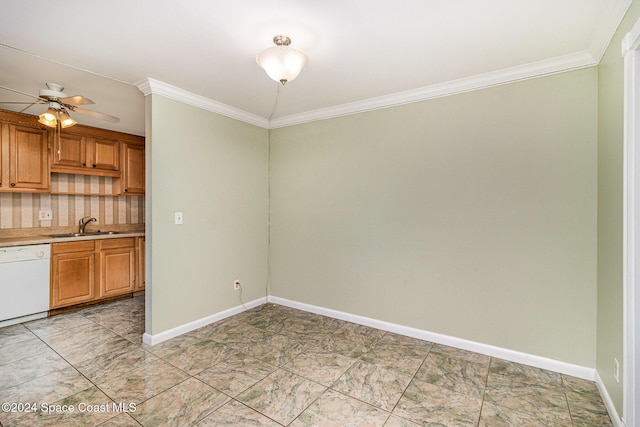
[
  {"left": 234, "top": 280, "right": 241, "bottom": 290},
  {"left": 39, "top": 210, "right": 53, "bottom": 221},
  {"left": 614, "top": 358, "right": 620, "bottom": 383}
]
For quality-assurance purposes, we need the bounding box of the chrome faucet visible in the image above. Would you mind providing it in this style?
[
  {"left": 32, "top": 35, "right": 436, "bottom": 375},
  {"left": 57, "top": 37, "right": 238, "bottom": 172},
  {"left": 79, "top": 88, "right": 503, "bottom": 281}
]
[{"left": 79, "top": 216, "right": 97, "bottom": 234}]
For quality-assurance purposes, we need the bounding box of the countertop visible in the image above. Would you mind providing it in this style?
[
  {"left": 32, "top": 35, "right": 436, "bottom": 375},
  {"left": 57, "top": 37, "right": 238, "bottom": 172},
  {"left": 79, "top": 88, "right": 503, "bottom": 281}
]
[{"left": 0, "top": 226, "right": 145, "bottom": 248}]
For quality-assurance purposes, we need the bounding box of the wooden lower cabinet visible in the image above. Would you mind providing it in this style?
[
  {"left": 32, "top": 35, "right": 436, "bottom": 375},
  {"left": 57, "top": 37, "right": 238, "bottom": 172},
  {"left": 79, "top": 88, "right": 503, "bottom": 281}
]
[
  {"left": 51, "top": 237, "right": 139, "bottom": 310},
  {"left": 99, "top": 238, "right": 135, "bottom": 298},
  {"left": 51, "top": 241, "right": 96, "bottom": 308},
  {"left": 135, "top": 237, "right": 145, "bottom": 291}
]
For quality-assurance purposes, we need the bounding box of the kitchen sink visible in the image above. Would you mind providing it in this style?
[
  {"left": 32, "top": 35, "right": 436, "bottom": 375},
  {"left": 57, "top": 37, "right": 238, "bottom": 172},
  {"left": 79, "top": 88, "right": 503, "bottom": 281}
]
[{"left": 45, "top": 231, "right": 121, "bottom": 238}]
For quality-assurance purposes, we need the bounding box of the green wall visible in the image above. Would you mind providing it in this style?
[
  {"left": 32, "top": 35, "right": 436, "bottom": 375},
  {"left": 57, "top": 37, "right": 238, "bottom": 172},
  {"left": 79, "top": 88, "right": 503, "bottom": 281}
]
[
  {"left": 142, "top": 6, "right": 640, "bottom": 415},
  {"left": 597, "top": 0, "right": 640, "bottom": 416},
  {"left": 270, "top": 68, "right": 598, "bottom": 367},
  {"left": 148, "top": 95, "right": 269, "bottom": 334}
]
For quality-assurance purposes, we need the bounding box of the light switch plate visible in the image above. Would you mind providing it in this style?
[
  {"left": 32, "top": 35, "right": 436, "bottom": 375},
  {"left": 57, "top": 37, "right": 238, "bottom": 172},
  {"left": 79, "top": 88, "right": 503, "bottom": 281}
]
[
  {"left": 39, "top": 210, "right": 53, "bottom": 221},
  {"left": 175, "top": 212, "right": 183, "bottom": 225}
]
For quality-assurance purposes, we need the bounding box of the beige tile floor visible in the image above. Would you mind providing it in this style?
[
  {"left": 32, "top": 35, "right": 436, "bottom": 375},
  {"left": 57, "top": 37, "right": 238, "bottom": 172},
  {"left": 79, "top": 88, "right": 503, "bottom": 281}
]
[{"left": 0, "top": 296, "right": 612, "bottom": 426}]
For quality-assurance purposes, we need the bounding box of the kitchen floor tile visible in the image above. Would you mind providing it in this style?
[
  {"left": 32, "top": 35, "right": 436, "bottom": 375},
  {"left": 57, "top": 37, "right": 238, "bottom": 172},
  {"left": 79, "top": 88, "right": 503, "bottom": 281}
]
[
  {"left": 0, "top": 347, "right": 70, "bottom": 391},
  {"left": 8, "top": 386, "right": 116, "bottom": 427},
  {"left": 414, "top": 350, "right": 489, "bottom": 398},
  {"left": 0, "top": 333, "right": 50, "bottom": 366},
  {"left": 0, "top": 296, "right": 615, "bottom": 426},
  {"left": 360, "top": 332, "right": 432, "bottom": 376},
  {"left": 75, "top": 344, "right": 160, "bottom": 384},
  {"left": 333, "top": 360, "right": 412, "bottom": 411},
  {"left": 163, "top": 339, "right": 234, "bottom": 375},
  {"left": 0, "top": 366, "right": 93, "bottom": 426},
  {"left": 284, "top": 350, "right": 357, "bottom": 387},
  {"left": 196, "top": 399, "right": 282, "bottom": 426},
  {"left": 393, "top": 379, "right": 483, "bottom": 426},
  {"left": 96, "top": 358, "right": 190, "bottom": 404},
  {"left": 479, "top": 401, "right": 572, "bottom": 426},
  {"left": 237, "top": 368, "right": 326, "bottom": 425},
  {"left": 131, "top": 377, "right": 229, "bottom": 427},
  {"left": 484, "top": 373, "right": 571, "bottom": 420},
  {"left": 290, "top": 388, "right": 390, "bottom": 426},
  {"left": 195, "top": 351, "right": 276, "bottom": 397}
]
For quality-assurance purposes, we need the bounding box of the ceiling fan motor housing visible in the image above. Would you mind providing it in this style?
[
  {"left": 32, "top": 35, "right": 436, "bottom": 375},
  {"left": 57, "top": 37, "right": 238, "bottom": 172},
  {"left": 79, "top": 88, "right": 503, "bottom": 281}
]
[{"left": 40, "top": 82, "right": 67, "bottom": 101}]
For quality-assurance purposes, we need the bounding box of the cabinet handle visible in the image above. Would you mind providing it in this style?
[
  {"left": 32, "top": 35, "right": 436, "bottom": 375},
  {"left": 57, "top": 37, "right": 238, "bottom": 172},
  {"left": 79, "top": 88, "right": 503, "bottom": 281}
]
[
  {"left": 10, "top": 183, "right": 15, "bottom": 187},
  {"left": 82, "top": 163, "right": 86, "bottom": 167},
  {"left": 92, "top": 164, "right": 97, "bottom": 168},
  {"left": 124, "top": 188, "right": 129, "bottom": 192}
]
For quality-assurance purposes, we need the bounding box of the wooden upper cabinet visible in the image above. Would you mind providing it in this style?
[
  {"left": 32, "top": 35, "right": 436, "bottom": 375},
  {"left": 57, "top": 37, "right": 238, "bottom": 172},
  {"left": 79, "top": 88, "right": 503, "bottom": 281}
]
[
  {"left": 121, "top": 143, "right": 145, "bottom": 195},
  {"left": 52, "top": 134, "right": 120, "bottom": 176},
  {"left": 2, "top": 123, "right": 50, "bottom": 192},
  {"left": 53, "top": 133, "right": 85, "bottom": 168},
  {"left": 89, "top": 137, "right": 119, "bottom": 171}
]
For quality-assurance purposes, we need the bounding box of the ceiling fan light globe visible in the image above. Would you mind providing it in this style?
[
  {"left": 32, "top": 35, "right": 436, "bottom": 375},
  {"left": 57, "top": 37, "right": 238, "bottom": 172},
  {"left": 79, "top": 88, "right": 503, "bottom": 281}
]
[
  {"left": 60, "top": 117, "right": 76, "bottom": 128},
  {"left": 38, "top": 108, "right": 58, "bottom": 127},
  {"left": 58, "top": 110, "right": 77, "bottom": 128},
  {"left": 41, "top": 109, "right": 57, "bottom": 122}
]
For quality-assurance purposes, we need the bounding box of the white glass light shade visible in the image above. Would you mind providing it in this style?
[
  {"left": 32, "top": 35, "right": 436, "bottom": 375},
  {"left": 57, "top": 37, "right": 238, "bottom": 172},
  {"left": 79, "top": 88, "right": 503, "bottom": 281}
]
[{"left": 256, "top": 45, "right": 308, "bottom": 84}]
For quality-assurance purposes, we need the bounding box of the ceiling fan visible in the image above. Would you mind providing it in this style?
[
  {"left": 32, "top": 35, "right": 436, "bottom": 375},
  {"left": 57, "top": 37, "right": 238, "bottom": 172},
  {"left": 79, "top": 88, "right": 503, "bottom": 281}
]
[{"left": 0, "top": 82, "right": 119, "bottom": 128}]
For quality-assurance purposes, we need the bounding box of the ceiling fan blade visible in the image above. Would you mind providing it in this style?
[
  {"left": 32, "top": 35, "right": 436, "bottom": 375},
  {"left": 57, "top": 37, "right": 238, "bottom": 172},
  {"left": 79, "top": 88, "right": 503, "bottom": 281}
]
[
  {"left": 0, "top": 101, "right": 42, "bottom": 104},
  {"left": 19, "top": 103, "right": 40, "bottom": 113},
  {"left": 69, "top": 106, "right": 120, "bottom": 123},
  {"left": 60, "top": 95, "right": 94, "bottom": 106},
  {"left": 0, "top": 85, "right": 42, "bottom": 101}
]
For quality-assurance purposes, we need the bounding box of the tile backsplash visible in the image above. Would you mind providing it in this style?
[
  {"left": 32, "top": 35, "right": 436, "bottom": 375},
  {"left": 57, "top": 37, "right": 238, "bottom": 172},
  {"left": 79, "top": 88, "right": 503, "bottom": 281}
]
[{"left": 0, "top": 174, "right": 144, "bottom": 229}]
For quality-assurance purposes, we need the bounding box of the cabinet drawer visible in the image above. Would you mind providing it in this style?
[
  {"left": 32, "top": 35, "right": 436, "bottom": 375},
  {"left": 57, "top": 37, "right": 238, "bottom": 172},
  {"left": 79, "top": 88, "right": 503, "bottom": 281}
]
[
  {"left": 99, "top": 238, "right": 135, "bottom": 250},
  {"left": 52, "top": 240, "right": 96, "bottom": 254}
]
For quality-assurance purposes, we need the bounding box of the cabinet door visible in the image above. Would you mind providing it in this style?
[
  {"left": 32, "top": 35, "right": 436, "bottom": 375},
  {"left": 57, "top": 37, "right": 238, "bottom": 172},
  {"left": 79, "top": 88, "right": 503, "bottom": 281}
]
[
  {"left": 7, "top": 124, "right": 49, "bottom": 191},
  {"left": 53, "top": 133, "right": 85, "bottom": 168},
  {"left": 100, "top": 246, "right": 135, "bottom": 298},
  {"left": 51, "top": 250, "right": 96, "bottom": 308},
  {"left": 122, "top": 144, "right": 144, "bottom": 195},
  {"left": 89, "top": 138, "right": 120, "bottom": 171}
]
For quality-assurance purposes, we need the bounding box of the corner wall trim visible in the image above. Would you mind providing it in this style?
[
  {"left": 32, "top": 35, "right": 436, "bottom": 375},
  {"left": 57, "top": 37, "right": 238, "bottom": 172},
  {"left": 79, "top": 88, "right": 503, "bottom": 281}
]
[
  {"left": 142, "top": 297, "right": 266, "bottom": 346},
  {"left": 268, "top": 295, "right": 595, "bottom": 381},
  {"left": 595, "top": 370, "right": 627, "bottom": 427}
]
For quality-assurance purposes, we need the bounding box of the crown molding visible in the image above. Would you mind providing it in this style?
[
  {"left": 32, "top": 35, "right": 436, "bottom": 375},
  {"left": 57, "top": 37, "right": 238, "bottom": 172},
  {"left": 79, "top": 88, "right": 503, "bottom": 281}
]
[
  {"left": 135, "top": 78, "right": 269, "bottom": 129},
  {"left": 136, "top": 51, "right": 596, "bottom": 131},
  {"left": 270, "top": 51, "right": 597, "bottom": 129}
]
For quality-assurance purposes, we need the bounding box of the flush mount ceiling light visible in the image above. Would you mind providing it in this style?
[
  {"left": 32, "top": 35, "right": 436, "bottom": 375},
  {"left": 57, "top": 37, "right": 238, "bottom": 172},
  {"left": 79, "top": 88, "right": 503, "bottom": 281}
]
[{"left": 256, "top": 35, "right": 308, "bottom": 85}]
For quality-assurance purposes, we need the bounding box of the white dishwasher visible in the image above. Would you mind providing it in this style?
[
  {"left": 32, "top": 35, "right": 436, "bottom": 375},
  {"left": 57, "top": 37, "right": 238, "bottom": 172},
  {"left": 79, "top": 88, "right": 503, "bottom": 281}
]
[{"left": 0, "top": 244, "right": 51, "bottom": 328}]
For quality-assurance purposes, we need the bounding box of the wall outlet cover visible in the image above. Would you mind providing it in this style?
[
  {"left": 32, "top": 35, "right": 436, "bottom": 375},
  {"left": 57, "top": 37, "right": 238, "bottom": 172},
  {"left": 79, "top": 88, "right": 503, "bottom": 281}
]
[{"left": 38, "top": 210, "right": 53, "bottom": 221}]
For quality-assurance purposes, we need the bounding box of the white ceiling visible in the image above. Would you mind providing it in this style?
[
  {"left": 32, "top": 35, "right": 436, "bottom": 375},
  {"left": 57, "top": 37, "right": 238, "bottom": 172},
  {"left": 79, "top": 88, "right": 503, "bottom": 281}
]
[{"left": 0, "top": 0, "right": 631, "bottom": 136}]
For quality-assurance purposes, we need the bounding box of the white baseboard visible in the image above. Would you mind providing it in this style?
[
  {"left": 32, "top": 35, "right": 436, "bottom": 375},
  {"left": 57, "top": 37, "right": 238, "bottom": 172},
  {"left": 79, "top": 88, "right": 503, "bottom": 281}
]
[
  {"left": 268, "top": 296, "right": 595, "bottom": 381},
  {"left": 142, "top": 297, "right": 266, "bottom": 346},
  {"left": 595, "top": 370, "right": 626, "bottom": 427}
]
